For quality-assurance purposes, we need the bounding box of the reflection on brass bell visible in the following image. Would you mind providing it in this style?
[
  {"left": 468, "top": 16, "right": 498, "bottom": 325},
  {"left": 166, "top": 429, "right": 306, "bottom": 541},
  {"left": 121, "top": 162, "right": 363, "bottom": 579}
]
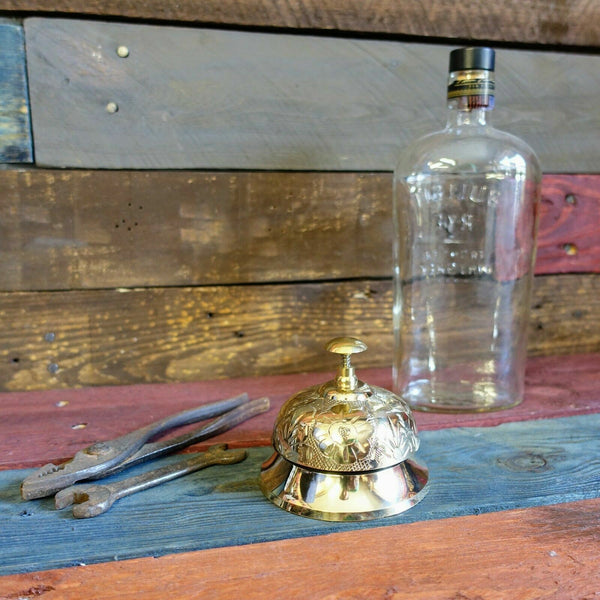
[{"left": 260, "top": 337, "right": 429, "bottom": 521}]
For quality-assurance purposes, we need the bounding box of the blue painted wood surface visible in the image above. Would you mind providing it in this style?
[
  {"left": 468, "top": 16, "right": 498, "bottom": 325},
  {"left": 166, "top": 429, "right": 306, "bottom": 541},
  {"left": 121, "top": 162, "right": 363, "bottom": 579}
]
[
  {"left": 1, "top": 415, "right": 599, "bottom": 575},
  {"left": 0, "top": 22, "right": 33, "bottom": 163}
]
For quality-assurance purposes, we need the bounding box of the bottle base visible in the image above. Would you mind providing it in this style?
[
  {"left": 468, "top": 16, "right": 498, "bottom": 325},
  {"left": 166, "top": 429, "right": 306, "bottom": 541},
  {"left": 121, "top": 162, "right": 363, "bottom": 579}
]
[{"left": 403, "top": 380, "right": 523, "bottom": 414}]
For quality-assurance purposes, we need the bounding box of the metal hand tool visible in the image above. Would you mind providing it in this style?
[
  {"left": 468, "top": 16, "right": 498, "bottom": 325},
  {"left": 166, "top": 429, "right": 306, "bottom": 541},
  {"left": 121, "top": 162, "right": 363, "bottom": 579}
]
[
  {"left": 55, "top": 443, "right": 247, "bottom": 518},
  {"left": 95, "top": 395, "right": 269, "bottom": 478},
  {"left": 21, "top": 393, "right": 268, "bottom": 500}
]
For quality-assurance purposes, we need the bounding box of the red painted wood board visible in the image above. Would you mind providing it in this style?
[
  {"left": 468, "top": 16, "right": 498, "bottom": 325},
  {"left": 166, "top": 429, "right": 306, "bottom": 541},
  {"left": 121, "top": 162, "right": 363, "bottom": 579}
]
[
  {"left": 2, "top": 353, "right": 600, "bottom": 470},
  {"left": 1, "top": 498, "right": 598, "bottom": 599},
  {"left": 536, "top": 174, "right": 600, "bottom": 274}
]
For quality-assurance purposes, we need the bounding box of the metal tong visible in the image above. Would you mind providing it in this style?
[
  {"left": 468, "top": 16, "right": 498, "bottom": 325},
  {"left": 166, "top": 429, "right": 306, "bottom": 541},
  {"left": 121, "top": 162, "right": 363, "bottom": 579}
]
[{"left": 21, "top": 393, "right": 270, "bottom": 516}]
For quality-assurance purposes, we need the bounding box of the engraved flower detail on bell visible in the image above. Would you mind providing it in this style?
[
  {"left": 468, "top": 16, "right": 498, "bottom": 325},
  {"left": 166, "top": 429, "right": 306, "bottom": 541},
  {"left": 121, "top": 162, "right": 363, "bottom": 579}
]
[
  {"left": 381, "top": 408, "right": 420, "bottom": 458},
  {"left": 312, "top": 404, "right": 374, "bottom": 467}
]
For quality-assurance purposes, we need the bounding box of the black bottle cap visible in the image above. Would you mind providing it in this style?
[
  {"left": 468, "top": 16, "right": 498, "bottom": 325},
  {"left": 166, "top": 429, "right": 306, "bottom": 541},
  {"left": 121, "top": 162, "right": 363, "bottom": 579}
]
[{"left": 449, "top": 47, "right": 495, "bottom": 72}]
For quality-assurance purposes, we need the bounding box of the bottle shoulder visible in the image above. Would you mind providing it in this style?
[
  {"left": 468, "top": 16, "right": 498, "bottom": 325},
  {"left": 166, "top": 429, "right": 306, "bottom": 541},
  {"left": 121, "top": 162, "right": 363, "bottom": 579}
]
[{"left": 396, "top": 125, "right": 541, "bottom": 181}]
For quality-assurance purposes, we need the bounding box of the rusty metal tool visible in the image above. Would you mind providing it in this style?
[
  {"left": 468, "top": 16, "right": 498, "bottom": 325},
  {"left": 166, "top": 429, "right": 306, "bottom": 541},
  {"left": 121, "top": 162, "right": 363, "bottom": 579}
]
[
  {"left": 95, "top": 395, "right": 269, "bottom": 478},
  {"left": 21, "top": 393, "right": 269, "bottom": 500},
  {"left": 55, "top": 443, "right": 247, "bottom": 518}
]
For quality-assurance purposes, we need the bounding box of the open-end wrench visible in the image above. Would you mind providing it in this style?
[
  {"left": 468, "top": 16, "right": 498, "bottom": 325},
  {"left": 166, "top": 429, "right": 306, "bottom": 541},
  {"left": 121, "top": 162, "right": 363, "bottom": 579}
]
[{"left": 54, "top": 444, "right": 247, "bottom": 518}]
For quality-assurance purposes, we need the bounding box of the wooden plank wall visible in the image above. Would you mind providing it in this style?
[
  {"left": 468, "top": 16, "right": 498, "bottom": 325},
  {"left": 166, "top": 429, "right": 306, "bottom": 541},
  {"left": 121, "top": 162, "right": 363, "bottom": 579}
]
[
  {"left": 0, "top": 2, "right": 599, "bottom": 392},
  {"left": 22, "top": 19, "right": 600, "bottom": 171}
]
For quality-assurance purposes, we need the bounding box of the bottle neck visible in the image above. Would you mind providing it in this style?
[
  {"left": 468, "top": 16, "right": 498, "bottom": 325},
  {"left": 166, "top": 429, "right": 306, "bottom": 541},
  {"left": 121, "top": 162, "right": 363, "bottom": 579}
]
[{"left": 446, "top": 69, "right": 495, "bottom": 130}]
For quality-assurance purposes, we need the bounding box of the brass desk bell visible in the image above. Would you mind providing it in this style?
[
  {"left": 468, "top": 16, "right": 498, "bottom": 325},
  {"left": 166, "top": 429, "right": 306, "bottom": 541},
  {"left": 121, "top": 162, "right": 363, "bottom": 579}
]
[{"left": 260, "top": 337, "right": 429, "bottom": 521}]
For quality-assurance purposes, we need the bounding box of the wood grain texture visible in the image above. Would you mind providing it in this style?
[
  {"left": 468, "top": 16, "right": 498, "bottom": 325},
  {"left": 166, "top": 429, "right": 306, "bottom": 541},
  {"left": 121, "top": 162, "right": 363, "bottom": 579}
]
[
  {"left": 24, "top": 18, "right": 600, "bottom": 171},
  {"left": 0, "top": 171, "right": 597, "bottom": 292},
  {"left": 0, "top": 170, "right": 391, "bottom": 291},
  {"left": 4, "top": 0, "right": 600, "bottom": 47},
  {"left": 0, "top": 275, "right": 598, "bottom": 391},
  {"left": 2, "top": 497, "right": 598, "bottom": 599},
  {"left": 0, "top": 22, "right": 33, "bottom": 163},
  {"left": 1, "top": 414, "right": 599, "bottom": 576},
  {"left": 537, "top": 174, "right": 600, "bottom": 274},
  {"left": 2, "top": 353, "right": 599, "bottom": 471}
]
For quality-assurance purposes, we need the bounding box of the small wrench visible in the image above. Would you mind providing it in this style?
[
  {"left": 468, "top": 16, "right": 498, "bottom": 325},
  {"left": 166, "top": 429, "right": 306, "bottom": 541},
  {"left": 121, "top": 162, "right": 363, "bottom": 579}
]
[{"left": 55, "top": 444, "right": 247, "bottom": 518}]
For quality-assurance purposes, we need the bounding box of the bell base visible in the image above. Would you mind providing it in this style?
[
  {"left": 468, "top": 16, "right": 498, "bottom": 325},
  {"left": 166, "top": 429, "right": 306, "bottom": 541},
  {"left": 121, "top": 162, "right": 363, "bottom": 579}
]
[{"left": 259, "top": 452, "right": 429, "bottom": 522}]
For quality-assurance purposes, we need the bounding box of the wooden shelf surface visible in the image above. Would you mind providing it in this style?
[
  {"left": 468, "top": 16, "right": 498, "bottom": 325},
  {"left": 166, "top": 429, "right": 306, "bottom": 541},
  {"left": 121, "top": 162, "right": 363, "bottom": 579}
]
[
  {"left": 1, "top": 352, "right": 599, "bottom": 597},
  {"left": 3, "top": 353, "right": 600, "bottom": 470},
  {"left": 2, "top": 498, "right": 598, "bottom": 599}
]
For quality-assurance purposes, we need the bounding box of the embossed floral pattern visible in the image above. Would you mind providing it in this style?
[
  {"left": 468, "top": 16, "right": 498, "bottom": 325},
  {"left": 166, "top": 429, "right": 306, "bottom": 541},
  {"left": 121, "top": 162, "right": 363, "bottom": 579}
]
[
  {"left": 312, "top": 406, "right": 374, "bottom": 466},
  {"left": 274, "top": 382, "right": 420, "bottom": 472}
]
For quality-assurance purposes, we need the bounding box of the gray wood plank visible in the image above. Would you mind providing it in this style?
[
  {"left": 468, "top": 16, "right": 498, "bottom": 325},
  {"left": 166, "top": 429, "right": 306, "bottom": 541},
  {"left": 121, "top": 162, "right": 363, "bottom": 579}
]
[
  {"left": 24, "top": 18, "right": 600, "bottom": 172},
  {"left": 0, "top": 21, "right": 33, "bottom": 163},
  {"left": 1, "top": 414, "right": 599, "bottom": 575}
]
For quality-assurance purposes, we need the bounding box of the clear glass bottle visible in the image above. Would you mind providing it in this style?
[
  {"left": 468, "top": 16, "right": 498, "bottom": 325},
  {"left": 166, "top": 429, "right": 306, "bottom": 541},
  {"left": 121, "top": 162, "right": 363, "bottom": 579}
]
[{"left": 393, "top": 47, "right": 541, "bottom": 412}]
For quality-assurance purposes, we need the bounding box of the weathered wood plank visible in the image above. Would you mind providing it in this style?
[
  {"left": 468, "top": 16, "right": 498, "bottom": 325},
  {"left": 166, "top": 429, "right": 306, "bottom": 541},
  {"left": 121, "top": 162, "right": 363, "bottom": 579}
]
[
  {"left": 0, "top": 21, "right": 33, "bottom": 163},
  {"left": 0, "top": 275, "right": 598, "bottom": 391},
  {"left": 0, "top": 171, "right": 596, "bottom": 292},
  {"left": 0, "top": 170, "right": 391, "bottom": 291},
  {"left": 1, "top": 415, "right": 599, "bottom": 575},
  {"left": 537, "top": 174, "right": 600, "bottom": 275},
  {"left": 24, "top": 18, "right": 600, "bottom": 171},
  {"left": 4, "top": 0, "right": 600, "bottom": 48},
  {"left": 2, "top": 353, "right": 599, "bottom": 471},
  {"left": 2, "top": 497, "right": 598, "bottom": 599}
]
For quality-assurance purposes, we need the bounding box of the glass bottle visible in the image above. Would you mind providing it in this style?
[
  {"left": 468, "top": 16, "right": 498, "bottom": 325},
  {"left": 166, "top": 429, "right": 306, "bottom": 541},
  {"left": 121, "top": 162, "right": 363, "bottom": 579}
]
[{"left": 393, "top": 47, "right": 541, "bottom": 412}]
